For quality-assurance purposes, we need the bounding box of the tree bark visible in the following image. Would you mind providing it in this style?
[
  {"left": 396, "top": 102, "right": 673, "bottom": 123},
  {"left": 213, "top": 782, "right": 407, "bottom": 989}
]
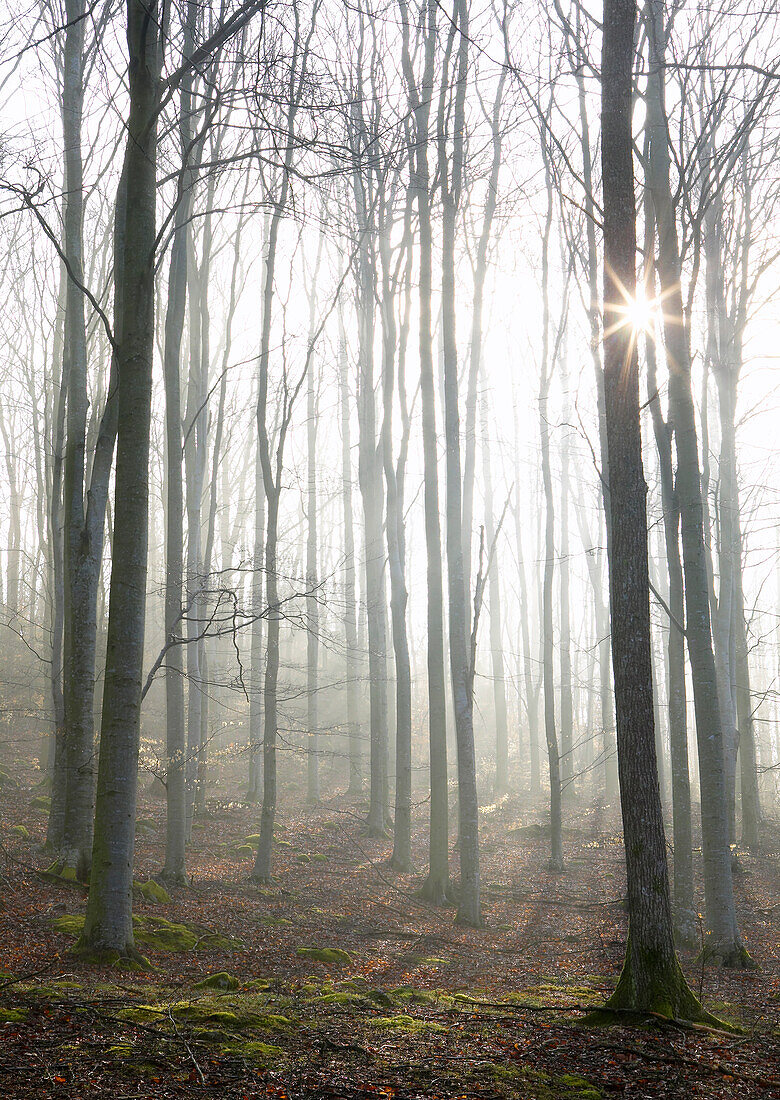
[{"left": 600, "top": 0, "right": 707, "bottom": 1017}]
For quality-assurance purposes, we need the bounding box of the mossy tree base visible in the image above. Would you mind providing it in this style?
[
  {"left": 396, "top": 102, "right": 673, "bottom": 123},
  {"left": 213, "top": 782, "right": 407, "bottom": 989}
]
[
  {"left": 699, "top": 939, "right": 757, "bottom": 970},
  {"left": 72, "top": 938, "right": 152, "bottom": 971},
  {"left": 416, "top": 874, "right": 455, "bottom": 907},
  {"left": 593, "top": 950, "right": 724, "bottom": 1028}
]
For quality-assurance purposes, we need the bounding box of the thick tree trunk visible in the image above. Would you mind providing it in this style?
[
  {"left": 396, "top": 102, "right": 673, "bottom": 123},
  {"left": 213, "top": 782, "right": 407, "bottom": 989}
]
[
  {"left": 600, "top": 0, "right": 707, "bottom": 1017},
  {"left": 78, "top": 0, "right": 161, "bottom": 959}
]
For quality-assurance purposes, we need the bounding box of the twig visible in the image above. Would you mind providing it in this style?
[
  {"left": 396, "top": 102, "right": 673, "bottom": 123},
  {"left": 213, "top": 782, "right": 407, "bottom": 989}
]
[{"left": 167, "top": 1006, "right": 206, "bottom": 1086}]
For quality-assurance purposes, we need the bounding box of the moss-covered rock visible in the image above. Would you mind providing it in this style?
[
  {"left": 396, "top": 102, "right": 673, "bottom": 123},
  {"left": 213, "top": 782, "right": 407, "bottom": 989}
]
[
  {"left": 10, "top": 824, "right": 29, "bottom": 838},
  {"left": 30, "top": 795, "right": 51, "bottom": 813},
  {"left": 193, "top": 972, "right": 240, "bottom": 992},
  {"left": 296, "top": 946, "right": 352, "bottom": 965},
  {"left": 0, "top": 767, "right": 18, "bottom": 788},
  {"left": 133, "top": 879, "right": 172, "bottom": 905}
]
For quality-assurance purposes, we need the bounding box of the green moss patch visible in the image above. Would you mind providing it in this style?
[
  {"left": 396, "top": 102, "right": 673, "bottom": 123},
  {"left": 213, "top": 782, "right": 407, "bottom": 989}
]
[
  {"left": 29, "top": 796, "right": 51, "bottom": 813},
  {"left": 0, "top": 1007, "right": 27, "bottom": 1023},
  {"left": 133, "top": 880, "right": 172, "bottom": 905},
  {"left": 10, "top": 824, "right": 29, "bottom": 838},
  {"left": 367, "top": 1014, "right": 445, "bottom": 1033},
  {"left": 193, "top": 972, "right": 240, "bottom": 991},
  {"left": 296, "top": 946, "right": 352, "bottom": 965}
]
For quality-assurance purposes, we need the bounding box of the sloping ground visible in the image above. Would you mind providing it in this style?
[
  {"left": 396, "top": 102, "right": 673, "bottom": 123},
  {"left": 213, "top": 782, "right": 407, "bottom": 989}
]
[{"left": 0, "top": 763, "right": 778, "bottom": 1098}]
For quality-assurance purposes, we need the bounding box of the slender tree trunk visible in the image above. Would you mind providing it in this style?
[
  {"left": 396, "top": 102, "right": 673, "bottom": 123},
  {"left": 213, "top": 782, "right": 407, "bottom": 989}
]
[
  {"left": 480, "top": 387, "right": 509, "bottom": 798},
  {"left": 538, "top": 136, "right": 563, "bottom": 872},
  {"left": 160, "top": 0, "right": 196, "bottom": 884},
  {"left": 59, "top": 0, "right": 96, "bottom": 878},
  {"left": 573, "top": 3, "right": 617, "bottom": 803},
  {"left": 381, "top": 218, "right": 413, "bottom": 871},
  {"left": 339, "top": 310, "right": 361, "bottom": 793},
  {"left": 644, "top": 199, "right": 695, "bottom": 944},
  {"left": 305, "top": 231, "right": 325, "bottom": 805},
  {"left": 399, "top": 0, "right": 450, "bottom": 902},
  {"left": 439, "top": 0, "right": 480, "bottom": 926},
  {"left": 559, "top": 349, "right": 573, "bottom": 799},
  {"left": 645, "top": 0, "right": 750, "bottom": 966}
]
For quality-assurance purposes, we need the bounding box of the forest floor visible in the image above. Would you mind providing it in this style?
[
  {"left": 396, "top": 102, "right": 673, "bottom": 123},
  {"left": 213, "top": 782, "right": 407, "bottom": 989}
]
[{"left": 0, "top": 760, "right": 779, "bottom": 1099}]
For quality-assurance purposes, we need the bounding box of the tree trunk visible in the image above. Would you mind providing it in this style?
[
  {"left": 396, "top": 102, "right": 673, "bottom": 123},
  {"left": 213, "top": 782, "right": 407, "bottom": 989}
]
[
  {"left": 643, "top": 197, "right": 695, "bottom": 944},
  {"left": 399, "top": 0, "right": 450, "bottom": 902},
  {"left": 439, "top": 0, "right": 480, "bottom": 926},
  {"left": 339, "top": 309, "right": 361, "bottom": 794},
  {"left": 538, "top": 134, "right": 563, "bottom": 872},
  {"left": 645, "top": 0, "right": 749, "bottom": 966},
  {"left": 160, "top": 0, "right": 195, "bottom": 884},
  {"left": 601, "top": 0, "right": 708, "bottom": 1017},
  {"left": 78, "top": 0, "right": 161, "bottom": 959}
]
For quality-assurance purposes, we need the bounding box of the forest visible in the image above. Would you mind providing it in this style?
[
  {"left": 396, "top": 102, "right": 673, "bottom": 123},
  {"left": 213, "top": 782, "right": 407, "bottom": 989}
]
[{"left": 0, "top": 0, "right": 778, "bottom": 1095}]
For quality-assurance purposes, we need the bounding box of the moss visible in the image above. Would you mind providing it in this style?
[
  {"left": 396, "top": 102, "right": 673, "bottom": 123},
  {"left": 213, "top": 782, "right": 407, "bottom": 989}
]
[
  {"left": 133, "top": 880, "right": 172, "bottom": 905},
  {"left": 367, "top": 1014, "right": 445, "bottom": 1033},
  {"left": 30, "top": 796, "right": 51, "bottom": 813},
  {"left": 366, "top": 989, "right": 396, "bottom": 1008},
  {"left": 244, "top": 834, "right": 261, "bottom": 848},
  {"left": 117, "top": 1005, "right": 166, "bottom": 1023},
  {"left": 217, "top": 1039, "right": 283, "bottom": 1065},
  {"left": 193, "top": 972, "right": 239, "bottom": 991},
  {"left": 557, "top": 1074, "right": 602, "bottom": 1099},
  {"left": 107, "top": 1044, "right": 134, "bottom": 1057},
  {"left": 394, "top": 987, "right": 440, "bottom": 1005},
  {"left": 53, "top": 913, "right": 243, "bottom": 953},
  {"left": 52, "top": 914, "right": 87, "bottom": 937},
  {"left": 135, "top": 917, "right": 199, "bottom": 950},
  {"left": 233, "top": 844, "right": 255, "bottom": 858},
  {"left": 44, "top": 860, "right": 79, "bottom": 882},
  {"left": 135, "top": 819, "right": 157, "bottom": 835},
  {"left": 296, "top": 946, "right": 352, "bottom": 965},
  {"left": 295, "top": 853, "right": 311, "bottom": 863},
  {"left": 309, "top": 991, "right": 364, "bottom": 1005},
  {"left": 10, "top": 825, "right": 29, "bottom": 838},
  {"left": 596, "top": 934, "right": 726, "bottom": 1027},
  {"left": 310, "top": 853, "right": 328, "bottom": 863},
  {"left": 244, "top": 979, "right": 271, "bottom": 991},
  {"left": 0, "top": 767, "right": 18, "bottom": 788},
  {"left": 259, "top": 915, "right": 293, "bottom": 927},
  {"left": 0, "top": 1007, "right": 27, "bottom": 1023}
]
